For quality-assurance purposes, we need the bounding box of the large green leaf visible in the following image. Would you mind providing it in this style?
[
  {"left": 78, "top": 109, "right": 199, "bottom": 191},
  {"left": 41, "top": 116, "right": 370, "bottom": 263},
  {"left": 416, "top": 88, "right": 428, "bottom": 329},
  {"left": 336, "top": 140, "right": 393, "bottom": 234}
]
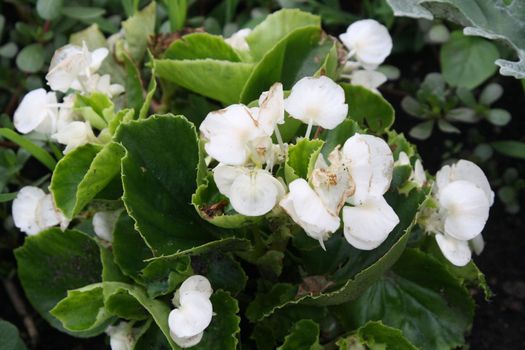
[
  {"left": 0, "top": 320, "right": 27, "bottom": 350},
  {"left": 277, "top": 319, "right": 322, "bottom": 350},
  {"left": 342, "top": 84, "right": 395, "bottom": 132},
  {"left": 340, "top": 249, "right": 475, "bottom": 349},
  {"left": 50, "top": 284, "right": 114, "bottom": 332},
  {"left": 116, "top": 115, "right": 214, "bottom": 256},
  {"left": 440, "top": 31, "right": 499, "bottom": 89},
  {"left": 164, "top": 33, "right": 241, "bottom": 61},
  {"left": 336, "top": 321, "right": 418, "bottom": 350},
  {"left": 14, "top": 229, "right": 104, "bottom": 336},
  {"left": 385, "top": 0, "right": 525, "bottom": 79},
  {"left": 245, "top": 9, "right": 320, "bottom": 61},
  {"left": 50, "top": 143, "right": 125, "bottom": 219},
  {"left": 154, "top": 59, "right": 254, "bottom": 105}
]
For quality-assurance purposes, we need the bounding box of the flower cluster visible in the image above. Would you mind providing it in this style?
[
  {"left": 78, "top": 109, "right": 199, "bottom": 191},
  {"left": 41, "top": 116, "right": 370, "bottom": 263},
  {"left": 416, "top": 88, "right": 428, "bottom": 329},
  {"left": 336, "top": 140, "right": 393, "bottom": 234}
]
[
  {"left": 200, "top": 75, "right": 401, "bottom": 250},
  {"left": 168, "top": 275, "right": 214, "bottom": 348},
  {"left": 339, "top": 19, "right": 393, "bottom": 92},
  {"left": 13, "top": 42, "right": 123, "bottom": 154},
  {"left": 424, "top": 160, "right": 493, "bottom": 266}
]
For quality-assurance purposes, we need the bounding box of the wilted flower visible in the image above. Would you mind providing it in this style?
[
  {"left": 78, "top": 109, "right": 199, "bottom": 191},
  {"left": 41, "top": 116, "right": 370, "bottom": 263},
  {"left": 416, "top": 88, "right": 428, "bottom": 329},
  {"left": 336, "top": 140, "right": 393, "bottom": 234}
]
[
  {"left": 225, "top": 28, "right": 252, "bottom": 51},
  {"left": 46, "top": 42, "right": 108, "bottom": 93},
  {"left": 284, "top": 76, "right": 348, "bottom": 137},
  {"left": 13, "top": 89, "right": 59, "bottom": 135},
  {"left": 169, "top": 275, "right": 213, "bottom": 348},
  {"left": 339, "top": 19, "right": 393, "bottom": 69},
  {"left": 12, "top": 186, "right": 68, "bottom": 235},
  {"left": 280, "top": 178, "right": 340, "bottom": 249},
  {"left": 214, "top": 164, "right": 285, "bottom": 216}
]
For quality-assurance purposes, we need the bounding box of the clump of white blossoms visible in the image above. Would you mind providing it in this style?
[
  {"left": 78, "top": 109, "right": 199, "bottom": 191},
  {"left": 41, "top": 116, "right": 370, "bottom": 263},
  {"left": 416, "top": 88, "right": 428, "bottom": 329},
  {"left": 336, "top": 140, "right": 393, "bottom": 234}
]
[
  {"left": 424, "top": 160, "right": 494, "bottom": 266},
  {"left": 13, "top": 41, "right": 123, "bottom": 154},
  {"left": 168, "top": 275, "right": 214, "bottom": 348},
  {"left": 12, "top": 186, "right": 68, "bottom": 235},
  {"left": 339, "top": 19, "right": 393, "bottom": 92}
]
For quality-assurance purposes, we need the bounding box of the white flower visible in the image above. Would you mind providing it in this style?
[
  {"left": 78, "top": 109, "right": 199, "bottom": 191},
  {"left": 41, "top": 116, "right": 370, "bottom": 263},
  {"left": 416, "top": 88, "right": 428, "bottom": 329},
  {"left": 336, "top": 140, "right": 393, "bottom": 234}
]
[
  {"left": 12, "top": 186, "right": 68, "bottom": 235},
  {"left": 225, "top": 28, "right": 252, "bottom": 51},
  {"left": 71, "top": 73, "right": 125, "bottom": 97},
  {"left": 339, "top": 19, "right": 393, "bottom": 69},
  {"left": 200, "top": 104, "right": 269, "bottom": 166},
  {"left": 56, "top": 94, "right": 77, "bottom": 131},
  {"left": 342, "top": 133, "right": 394, "bottom": 205},
  {"left": 311, "top": 148, "right": 354, "bottom": 216},
  {"left": 46, "top": 42, "right": 108, "bottom": 93},
  {"left": 435, "top": 233, "right": 472, "bottom": 267},
  {"left": 106, "top": 322, "right": 134, "bottom": 350},
  {"left": 52, "top": 121, "right": 97, "bottom": 154},
  {"left": 214, "top": 164, "right": 285, "bottom": 216},
  {"left": 14, "top": 89, "right": 59, "bottom": 135},
  {"left": 395, "top": 151, "right": 426, "bottom": 187},
  {"left": 257, "top": 83, "right": 285, "bottom": 136},
  {"left": 93, "top": 210, "right": 121, "bottom": 242},
  {"left": 350, "top": 70, "right": 387, "bottom": 92},
  {"left": 169, "top": 275, "right": 213, "bottom": 348},
  {"left": 280, "top": 178, "right": 340, "bottom": 249},
  {"left": 284, "top": 76, "right": 348, "bottom": 134},
  {"left": 342, "top": 196, "right": 399, "bottom": 250}
]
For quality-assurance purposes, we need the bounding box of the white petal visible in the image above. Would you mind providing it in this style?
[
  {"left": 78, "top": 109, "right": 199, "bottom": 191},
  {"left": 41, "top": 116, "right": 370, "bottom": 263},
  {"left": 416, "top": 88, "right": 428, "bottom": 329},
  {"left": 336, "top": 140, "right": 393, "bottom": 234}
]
[
  {"left": 229, "top": 169, "right": 285, "bottom": 216},
  {"left": 280, "top": 179, "right": 340, "bottom": 245},
  {"left": 351, "top": 70, "right": 387, "bottom": 91},
  {"left": 14, "top": 89, "right": 58, "bottom": 134},
  {"left": 225, "top": 28, "right": 252, "bottom": 51},
  {"left": 179, "top": 275, "right": 213, "bottom": 299},
  {"left": 342, "top": 196, "right": 399, "bottom": 250},
  {"left": 52, "top": 121, "right": 96, "bottom": 153},
  {"left": 435, "top": 234, "right": 472, "bottom": 267},
  {"left": 170, "top": 330, "right": 203, "bottom": 348},
  {"left": 36, "top": 194, "right": 62, "bottom": 229},
  {"left": 200, "top": 105, "right": 264, "bottom": 165},
  {"left": 440, "top": 180, "right": 490, "bottom": 241},
  {"left": 46, "top": 44, "right": 90, "bottom": 92},
  {"left": 213, "top": 164, "right": 245, "bottom": 197},
  {"left": 339, "top": 19, "right": 393, "bottom": 66},
  {"left": 106, "top": 322, "right": 134, "bottom": 350},
  {"left": 343, "top": 133, "right": 393, "bottom": 204},
  {"left": 169, "top": 292, "right": 213, "bottom": 338},
  {"left": 451, "top": 160, "right": 494, "bottom": 206},
  {"left": 469, "top": 233, "right": 485, "bottom": 256},
  {"left": 284, "top": 76, "right": 348, "bottom": 129},
  {"left": 257, "top": 83, "right": 284, "bottom": 135},
  {"left": 395, "top": 151, "right": 410, "bottom": 166},
  {"left": 12, "top": 186, "right": 46, "bottom": 235},
  {"left": 413, "top": 159, "right": 426, "bottom": 186},
  {"left": 90, "top": 47, "right": 109, "bottom": 72},
  {"left": 93, "top": 210, "right": 121, "bottom": 242}
]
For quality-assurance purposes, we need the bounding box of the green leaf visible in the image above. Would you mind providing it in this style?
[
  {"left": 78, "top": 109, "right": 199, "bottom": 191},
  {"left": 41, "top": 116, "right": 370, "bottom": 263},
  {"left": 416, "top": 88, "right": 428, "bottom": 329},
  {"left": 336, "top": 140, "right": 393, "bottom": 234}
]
[
  {"left": 37, "top": 0, "right": 63, "bottom": 20},
  {"left": 164, "top": 33, "right": 241, "bottom": 61},
  {"left": 341, "top": 84, "right": 395, "bottom": 132},
  {"left": 386, "top": 0, "right": 525, "bottom": 79},
  {"left": 285, "top": 138, "right": 324, "bottom": 183},
  {"left": 154, "top": 59, "right": 254, "bottom": 105},
  {"left": 0, "top": 192, "right": 17, "bottom": 202},
  {"left": 75, "top": 92, "right": 115, "bottom": 130},
  {"left": 486, "top": 108, "right": 511, "bottom": 126},
  {"left": 121, "top": 0, "right": 139, "bottom": 17},
  {"left": 192, "top": 253, "right": 247, "bottom": 296},
  {"left": 409, "top": 120, "right": 434, "bottom": 140},
  {"left": 117, "top": 115, "right": 214, "bottom": 255},
  {"left": 139, "top": 52, "right": 157, "bottom": 119},
  {"left": 320, "top": 119, "right": 360, "bottom": 157},
  {"left": 141, "top": 256, "right": 193, "bottom": 298},
  {"left": 341, "top": 249, "right": 474, "bottom": 349},
  {"left": 50, "top": 284, "right": 114, "bottom": 332},
  {"left": 50, "top": 143, "right": 125, "bottom": 219},
  {"left": 0, "top": 320, "right": 27, "bottom": 350},
  {"left": 162, "top": 0, "right": 188, "bottom": 32},
  {"left": 122, "top": 2, "right": 156, "bottom": 62},
  {"left": 277, "top": 319, "right": 322, "bottom": 350},
  {"left": 122, "top": 53, "right": 145, "bottom": 116},
  {"left": 245, "top": 9, "right": 320, "bottom": 61},
  {"left": 337, "top": 321, "right": 417, "bottom": 350},
  {"left": 62, "top": 6, "right": 106, "bottom": 20},
  {"left": 440, "top": 31, "right": 499, "bottom": 89},
  {"left": 15, "top": 229, "right": 104, "bottom": 336},
  {"left": 492, "top": 140, "right": 525, "bottom": 159},
  {"left": 16, "top": 44, "right": 45, "bottom": 73},
  {"left": 191, "top": 291, "right": 240, "bottom": 350},
  {"left": 0, "top": 128, "right": 56, "bottom": 170}
]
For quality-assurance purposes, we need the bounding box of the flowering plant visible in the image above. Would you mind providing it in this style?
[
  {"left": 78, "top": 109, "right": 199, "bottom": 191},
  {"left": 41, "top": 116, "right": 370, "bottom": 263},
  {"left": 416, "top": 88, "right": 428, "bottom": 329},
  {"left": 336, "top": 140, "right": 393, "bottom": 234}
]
[{"left": 9, "top": 5, "right": 492, "bottom": 349}]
